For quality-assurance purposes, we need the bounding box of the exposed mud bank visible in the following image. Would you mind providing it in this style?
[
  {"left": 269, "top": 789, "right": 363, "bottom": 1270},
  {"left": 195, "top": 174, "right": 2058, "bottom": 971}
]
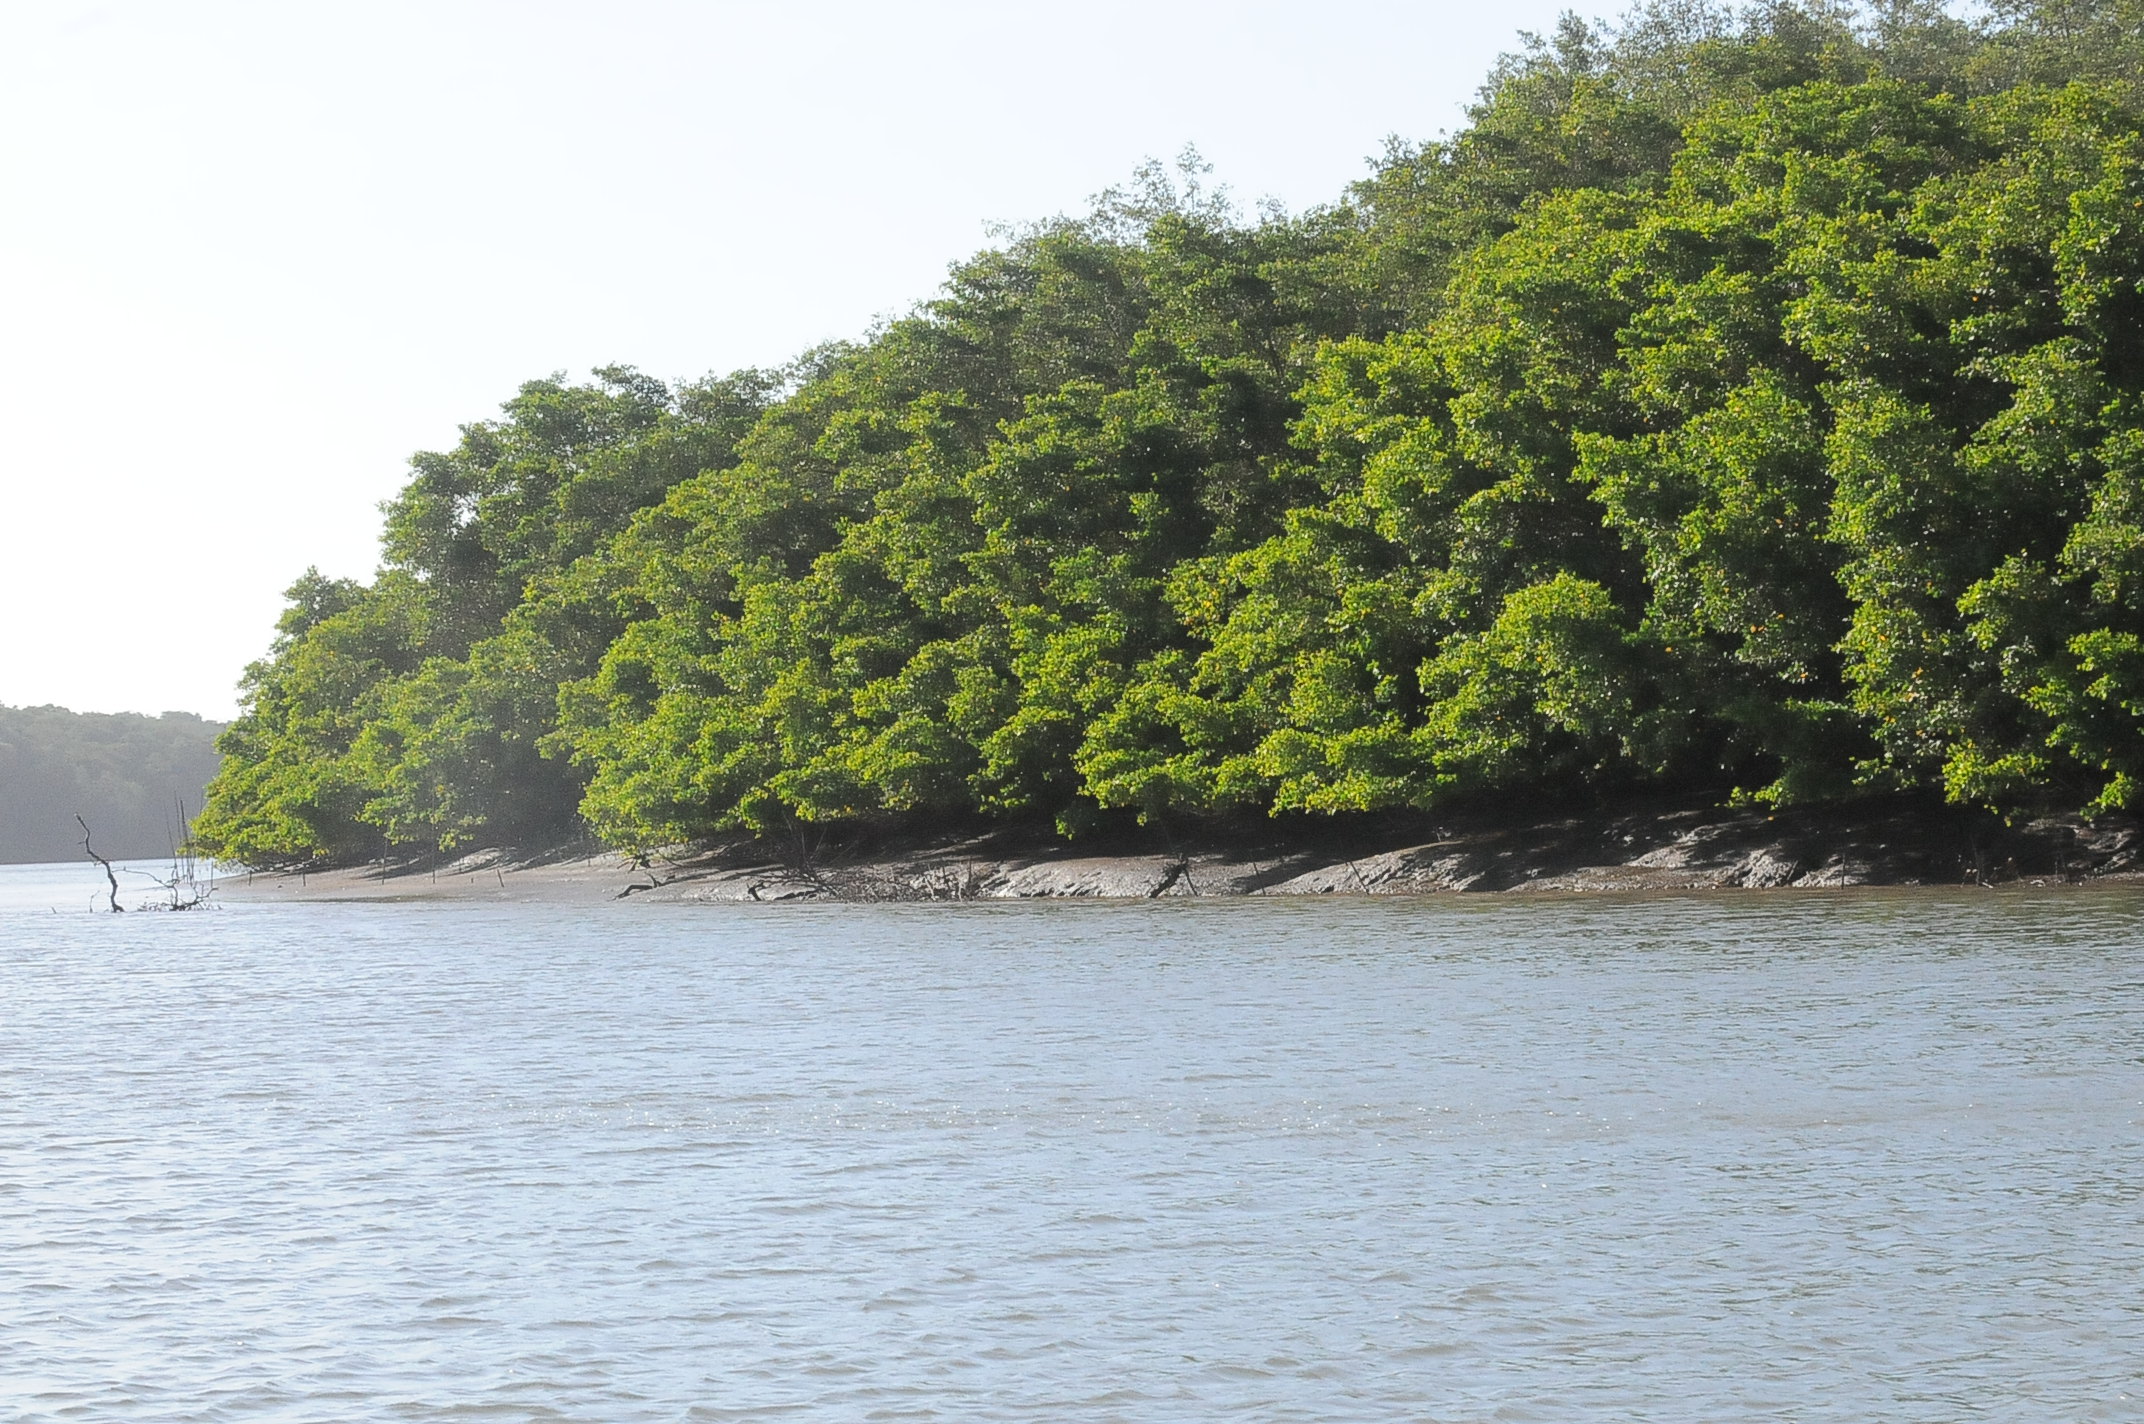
[{"left": 219, "top": 798, "right": 2144, "bottom": 904}]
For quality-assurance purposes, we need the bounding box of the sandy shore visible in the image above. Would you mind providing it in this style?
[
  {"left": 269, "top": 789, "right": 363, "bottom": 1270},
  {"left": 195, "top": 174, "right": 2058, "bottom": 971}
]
[{"left": 214, "top": 798, "right": 2144, "bottom": 904}]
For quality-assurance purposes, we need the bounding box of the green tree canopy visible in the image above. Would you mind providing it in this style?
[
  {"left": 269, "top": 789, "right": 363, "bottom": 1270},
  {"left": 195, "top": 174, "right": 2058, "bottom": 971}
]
[{"left": 198, "top": 1, "right": 2144, "bottom": 864}]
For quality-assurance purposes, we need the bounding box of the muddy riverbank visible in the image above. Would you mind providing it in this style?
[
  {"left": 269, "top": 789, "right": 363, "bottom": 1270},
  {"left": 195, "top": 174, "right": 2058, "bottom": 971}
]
[{"left": 217, "top": 797, "right": 2144, "bottom": 904}]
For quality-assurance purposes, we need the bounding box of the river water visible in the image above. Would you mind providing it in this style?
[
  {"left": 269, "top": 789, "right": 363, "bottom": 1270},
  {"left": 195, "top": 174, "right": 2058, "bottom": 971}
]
[{"left": 2, "top": 861, "right": 2140, "bottom": 1421}]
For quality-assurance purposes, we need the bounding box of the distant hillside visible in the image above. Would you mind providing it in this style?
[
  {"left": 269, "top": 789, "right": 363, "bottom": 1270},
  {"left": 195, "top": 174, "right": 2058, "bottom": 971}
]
[{"left": 0, "top": 705, "right": 226, "bottom": 863}]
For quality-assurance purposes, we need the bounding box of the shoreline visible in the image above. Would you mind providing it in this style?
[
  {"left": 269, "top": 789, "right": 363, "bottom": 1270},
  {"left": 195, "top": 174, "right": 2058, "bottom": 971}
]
[{"left": 214, "top": 798, "right": 2144, "bottom": 905}]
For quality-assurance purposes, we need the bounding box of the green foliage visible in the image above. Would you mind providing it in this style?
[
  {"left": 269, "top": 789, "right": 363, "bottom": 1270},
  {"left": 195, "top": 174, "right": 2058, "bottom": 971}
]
[
  {"left": 199, "top": 370, "right": 774, "bottom": 863},
  {"left": 198, "top": 2, "right": 2144, "bottom": 863}
]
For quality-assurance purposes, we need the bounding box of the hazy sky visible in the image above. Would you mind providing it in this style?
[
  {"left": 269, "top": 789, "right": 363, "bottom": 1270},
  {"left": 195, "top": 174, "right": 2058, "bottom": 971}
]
[{"left": 1, "top": 0, "right": 1577, "bottom": 719}]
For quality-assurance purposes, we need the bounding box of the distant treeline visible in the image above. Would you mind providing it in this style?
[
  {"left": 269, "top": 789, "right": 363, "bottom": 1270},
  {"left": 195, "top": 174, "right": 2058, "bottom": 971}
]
[
  {"left": 197, "top": 0, "right": 2144, "bottom": 865},
  {"left": 0, "top": 706, "right": 224, "bottom": 863}
]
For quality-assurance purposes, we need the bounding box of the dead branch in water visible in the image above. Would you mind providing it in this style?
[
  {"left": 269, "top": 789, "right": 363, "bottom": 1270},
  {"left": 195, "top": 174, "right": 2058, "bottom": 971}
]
[
  {"left": 140, "top": 796, "right": 216, "bottom": 910},
  {"left": 75, "top": 815, "right": 123, "bottom": 913}
]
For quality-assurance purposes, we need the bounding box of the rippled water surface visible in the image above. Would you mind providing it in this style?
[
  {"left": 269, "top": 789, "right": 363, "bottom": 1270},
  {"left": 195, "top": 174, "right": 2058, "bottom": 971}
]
[{"left": 4, "top": 861, "right": 2141, "bottom": 1421}]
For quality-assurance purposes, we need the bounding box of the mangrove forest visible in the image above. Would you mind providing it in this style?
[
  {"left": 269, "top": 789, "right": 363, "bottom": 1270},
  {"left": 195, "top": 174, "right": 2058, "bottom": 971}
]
[{"left": 197, "top": 0, "right": 2144, "bottom": 863}]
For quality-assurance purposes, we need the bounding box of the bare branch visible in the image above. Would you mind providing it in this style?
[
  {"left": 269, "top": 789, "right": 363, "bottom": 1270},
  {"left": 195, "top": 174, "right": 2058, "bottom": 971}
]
[{"left": 75, "top": 815, "right": 124, "bottom": 913}]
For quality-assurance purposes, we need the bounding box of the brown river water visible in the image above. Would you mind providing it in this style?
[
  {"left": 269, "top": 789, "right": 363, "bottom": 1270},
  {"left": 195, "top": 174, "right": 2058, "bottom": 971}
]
[{"left": 3, "top": 861, "right": 2140, "bottom": 1420}]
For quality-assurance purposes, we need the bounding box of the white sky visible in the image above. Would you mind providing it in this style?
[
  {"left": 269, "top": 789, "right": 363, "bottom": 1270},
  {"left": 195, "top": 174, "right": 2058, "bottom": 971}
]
[{"left": 0, "top": 0, "right": 1575, "bottom": 719}]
